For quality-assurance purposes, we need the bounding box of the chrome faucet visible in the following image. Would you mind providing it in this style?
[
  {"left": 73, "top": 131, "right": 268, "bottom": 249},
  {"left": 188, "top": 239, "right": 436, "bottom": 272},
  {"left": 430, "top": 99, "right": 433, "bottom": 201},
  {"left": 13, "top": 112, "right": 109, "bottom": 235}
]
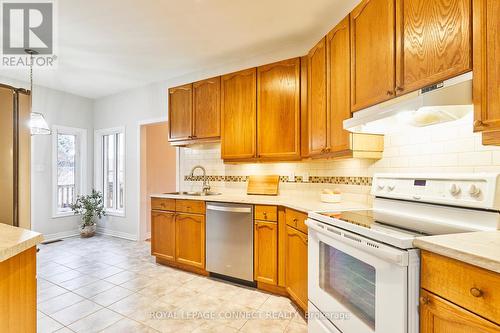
[{"left": 190, "top": 165, "right": 211, "bottom": 194}]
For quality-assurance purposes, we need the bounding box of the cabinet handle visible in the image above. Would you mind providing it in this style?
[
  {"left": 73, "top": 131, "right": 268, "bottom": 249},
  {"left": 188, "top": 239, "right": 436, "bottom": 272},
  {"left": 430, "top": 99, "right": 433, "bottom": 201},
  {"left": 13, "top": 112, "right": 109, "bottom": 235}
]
[
  {"left": 470, "top": 287, "right": 483, "bottom": 298},
  {"left": 263, "top": 212, "right": 267, "bottom": 219},
  {"left": 293, "top": 218, "right": 298, "bottom": 222},
  {"left": 387, "top": 90, "right": 395, "bottom": 96},
  {"left": 325, "top": 147, "right": 331, "bottom": 152},
  {"left": 419, "top": 296, "right": 430, "bottom": 305},
  {"left": 474, "top": 120, "right": 486, "bottom": 127},
  {"left": 396, "top": 86, "right": 404, "bottom": 92}
]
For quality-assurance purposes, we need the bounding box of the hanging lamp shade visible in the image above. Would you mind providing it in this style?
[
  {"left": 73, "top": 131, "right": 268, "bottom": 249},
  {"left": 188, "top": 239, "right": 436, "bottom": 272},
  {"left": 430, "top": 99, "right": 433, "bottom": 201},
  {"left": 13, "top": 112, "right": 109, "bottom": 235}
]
[
  {"left": 25, "top": 48, "right": 51, "bottom": 135},
  {"left": 30, "top": 112, "right": 51, "bottom": 135}
]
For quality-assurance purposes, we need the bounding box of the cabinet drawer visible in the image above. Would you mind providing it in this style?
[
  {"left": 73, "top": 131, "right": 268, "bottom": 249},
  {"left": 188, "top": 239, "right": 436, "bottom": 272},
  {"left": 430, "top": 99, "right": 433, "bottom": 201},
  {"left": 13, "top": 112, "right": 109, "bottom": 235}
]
[
  {"left": 151, "top": 198, "right": 175, "bottom": 211},
  {"left": 175, "top": 200, "right": 205, "bottom": 214},
  {"left": 421, "top": 251, "right": 500, "bottom": 324},
  {"left": 254, "top": 205, "right": 277, "bottom": 222},
  {"left": 285, "top": 208, "right": 308, "bottom": 234}
]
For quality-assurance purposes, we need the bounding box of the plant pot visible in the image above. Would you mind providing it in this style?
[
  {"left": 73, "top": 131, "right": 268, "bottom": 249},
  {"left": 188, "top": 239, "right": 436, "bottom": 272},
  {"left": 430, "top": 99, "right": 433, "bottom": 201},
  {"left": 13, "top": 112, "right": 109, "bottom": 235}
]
[{"left": 79, "top": 224, "right": 96, "bottom": 238}]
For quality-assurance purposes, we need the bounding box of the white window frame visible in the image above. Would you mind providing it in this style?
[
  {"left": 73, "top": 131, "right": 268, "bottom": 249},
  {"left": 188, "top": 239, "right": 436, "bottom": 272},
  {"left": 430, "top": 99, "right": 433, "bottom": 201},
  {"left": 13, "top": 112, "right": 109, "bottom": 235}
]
[
  {"left": 52, "top": 125, "right": 87, "bottom": 218},
  {"left": 94, "top": 126, "right": 126, "bottom": 217}
]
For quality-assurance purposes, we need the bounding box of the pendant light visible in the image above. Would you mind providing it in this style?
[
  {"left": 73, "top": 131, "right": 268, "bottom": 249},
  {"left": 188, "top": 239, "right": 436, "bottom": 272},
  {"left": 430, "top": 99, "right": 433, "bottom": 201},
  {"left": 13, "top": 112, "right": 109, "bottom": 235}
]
[{"left": 25, "top": 49, "right": 51, "bottom": 135}]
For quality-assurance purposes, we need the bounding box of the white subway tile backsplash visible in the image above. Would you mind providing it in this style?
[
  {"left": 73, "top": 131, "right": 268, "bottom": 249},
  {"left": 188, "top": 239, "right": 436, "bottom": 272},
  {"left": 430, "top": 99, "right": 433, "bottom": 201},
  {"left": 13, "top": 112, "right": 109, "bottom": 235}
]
[{"left": 179, "top": 117, "right": 500, "bottom": 202}]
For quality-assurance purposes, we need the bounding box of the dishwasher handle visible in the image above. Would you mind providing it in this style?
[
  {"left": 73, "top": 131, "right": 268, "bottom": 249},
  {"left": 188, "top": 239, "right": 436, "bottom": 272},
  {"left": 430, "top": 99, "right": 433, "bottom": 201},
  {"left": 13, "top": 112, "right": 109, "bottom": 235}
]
[{"left": 206, "top": 204, "right": 252, "bottom": 213}]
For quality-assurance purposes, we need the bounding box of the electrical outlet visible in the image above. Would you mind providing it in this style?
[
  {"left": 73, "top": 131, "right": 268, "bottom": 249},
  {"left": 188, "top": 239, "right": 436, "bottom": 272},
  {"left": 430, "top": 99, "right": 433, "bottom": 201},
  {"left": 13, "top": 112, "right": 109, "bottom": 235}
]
[{"left": 288, "top": 172, "right": 295, "bottom": 182}]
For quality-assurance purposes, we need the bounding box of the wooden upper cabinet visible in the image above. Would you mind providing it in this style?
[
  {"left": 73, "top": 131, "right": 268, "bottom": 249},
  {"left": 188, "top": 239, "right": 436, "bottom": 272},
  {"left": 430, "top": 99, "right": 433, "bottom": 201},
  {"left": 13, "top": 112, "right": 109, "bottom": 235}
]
[
  {"left": 169, "top": 84, "right": 193, "bottom": 141},
  {"left": 193, "top": 77, "right": 221, "bottom": 139},
  {"left": 307, "top": 38, "right": 328, "bottom": 156},
  {"left": 351, "top": 0, "right": 396, "bottom": 111},
  {"left": 257, "top": 58, "right": 301, "bottom": 160},
  {"left": 221, "top": 68, "right": 257, "bottom": 160},
  {"left": 473, "top": 0, "right": 500, "bottom": 135},
  {"left": 327, "top": 16, "right": 352, "bottom": 153},
  {"left": 396, "top": 0, "right": 472, "bottom": 95}
]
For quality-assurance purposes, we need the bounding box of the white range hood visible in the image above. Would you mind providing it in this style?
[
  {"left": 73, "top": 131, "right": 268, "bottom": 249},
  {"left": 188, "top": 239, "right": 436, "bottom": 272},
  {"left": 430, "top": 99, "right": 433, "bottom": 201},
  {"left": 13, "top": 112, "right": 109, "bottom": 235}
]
[{"left": 343, "top": 72, "right": 473, "bottom": 134}]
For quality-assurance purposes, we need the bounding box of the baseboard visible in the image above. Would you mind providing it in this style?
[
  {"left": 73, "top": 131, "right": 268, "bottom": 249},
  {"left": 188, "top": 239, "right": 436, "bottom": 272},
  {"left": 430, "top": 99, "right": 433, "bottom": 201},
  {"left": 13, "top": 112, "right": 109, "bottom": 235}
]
[
  {"left": 96, "top": 227, "right": 137, "bottom": 241},
  {"left": 41, "top": 230, "right": 80, "bottom": 243}
]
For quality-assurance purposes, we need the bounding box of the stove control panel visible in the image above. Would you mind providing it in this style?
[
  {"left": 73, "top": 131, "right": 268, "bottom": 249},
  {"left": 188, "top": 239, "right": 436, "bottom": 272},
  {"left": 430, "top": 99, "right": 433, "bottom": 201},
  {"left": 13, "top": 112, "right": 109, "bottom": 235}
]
[{"left": 372, "top": 173, "right": 500, "bottom": 210}]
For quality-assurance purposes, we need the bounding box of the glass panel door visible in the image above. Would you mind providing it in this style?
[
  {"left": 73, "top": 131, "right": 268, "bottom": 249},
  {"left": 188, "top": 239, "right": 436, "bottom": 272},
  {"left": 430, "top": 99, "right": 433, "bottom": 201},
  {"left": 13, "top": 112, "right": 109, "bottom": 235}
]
[{"left": 319, "top": 241, "right": 376, "bottom": 330}]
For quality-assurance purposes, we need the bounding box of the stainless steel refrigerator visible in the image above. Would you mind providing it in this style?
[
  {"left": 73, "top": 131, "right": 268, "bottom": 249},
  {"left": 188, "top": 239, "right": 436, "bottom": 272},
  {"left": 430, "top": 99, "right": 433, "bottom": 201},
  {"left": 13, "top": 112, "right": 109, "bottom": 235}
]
[{"left": 0, "top": 83, "right": 31, "bottom": 229}]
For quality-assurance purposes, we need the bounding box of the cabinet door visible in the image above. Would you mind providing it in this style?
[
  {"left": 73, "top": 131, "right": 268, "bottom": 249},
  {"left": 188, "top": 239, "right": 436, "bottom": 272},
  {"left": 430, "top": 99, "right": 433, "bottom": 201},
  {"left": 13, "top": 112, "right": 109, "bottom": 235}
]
[
  {"left": 257, "top": 58, "right": 301, "bottom": 160},
  {"left": 473, "top": 0, "right": 500, "bottom": 133},
  {"left": 151, "top": 211, "right": 176, "bottom": 262},
  {"left": 221, "top": 68, "right": 257, "bottom": 160},
  {"left": 351, "top": 0, "right": 396, "bottom": 111},
  {"left": 175, "top": 213, "right": 205, "bottom": 269},
  {"left": 396, "top": 0, "right": 471, "bottom": 95},
  {"left": 193, "top": 77, "right": 221, "bottom": 139},
  {"left": 169, "top": 84, "right": 193, "bottom": 141},
  {"left": 420, "top": 289, "right": 500, "bottom": 333},
  {"left": 254, "top": 221, "right": 278, "bottom": 285},
  {"left": 327, "top": 16, "right": 352, "bottom": 153},
  {"left": 307, "top": 38, "right": 328, "bottom": 156},
  {"left": 285, "top": 226, "right": 308, "bottom": 312}
]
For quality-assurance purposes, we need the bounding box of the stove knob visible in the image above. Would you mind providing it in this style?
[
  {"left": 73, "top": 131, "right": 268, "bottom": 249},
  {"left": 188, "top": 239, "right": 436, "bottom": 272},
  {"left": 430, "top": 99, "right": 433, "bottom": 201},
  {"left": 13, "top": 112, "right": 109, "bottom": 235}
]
[
  {"left": 469, "top": 184, "right": 481, "bottom": 198},
  {"left": 387, "top": 184, "right": 396, "bottom": 192},
  {"left": 377, "top": 183, "right": 385, "bottom": 191},
  {"left": 449, "top": 184, "right": 461, "bottom": 196}
]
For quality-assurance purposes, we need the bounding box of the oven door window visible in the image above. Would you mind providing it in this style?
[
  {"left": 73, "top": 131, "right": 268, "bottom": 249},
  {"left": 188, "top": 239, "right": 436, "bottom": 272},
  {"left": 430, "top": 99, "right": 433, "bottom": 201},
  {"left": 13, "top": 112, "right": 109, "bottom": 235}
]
[{"left": 319, "top": 241, "right": 376, "bottom": 330}]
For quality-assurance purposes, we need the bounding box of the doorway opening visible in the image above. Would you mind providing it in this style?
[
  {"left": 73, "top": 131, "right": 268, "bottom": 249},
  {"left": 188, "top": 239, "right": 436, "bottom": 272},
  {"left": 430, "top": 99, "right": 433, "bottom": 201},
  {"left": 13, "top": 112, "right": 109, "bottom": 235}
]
[{"left": 139, "top": 121, "right": 177, "bottom": 241}]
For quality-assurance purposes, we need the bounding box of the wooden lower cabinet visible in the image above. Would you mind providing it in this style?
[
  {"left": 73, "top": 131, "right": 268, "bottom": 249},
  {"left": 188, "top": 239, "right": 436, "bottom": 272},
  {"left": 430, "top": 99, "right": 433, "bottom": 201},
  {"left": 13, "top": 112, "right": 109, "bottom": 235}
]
[
  {"left": 151, "top": 210, "right": 176, "bottom": 263},
  {"left": 0, "top": 247, "right": 37, "bottom": 333},
  {"left": 420, "top": 289, "right": 500, "bottom": 333},
  {"left": 175, "top": 212, "right": 205, "bottom": 269},
  {"left": 285, "top": 226, "right": 308, "bottom": 312},
  {"left": 254, "top": 221, "right": 278, "bottom": 285}
]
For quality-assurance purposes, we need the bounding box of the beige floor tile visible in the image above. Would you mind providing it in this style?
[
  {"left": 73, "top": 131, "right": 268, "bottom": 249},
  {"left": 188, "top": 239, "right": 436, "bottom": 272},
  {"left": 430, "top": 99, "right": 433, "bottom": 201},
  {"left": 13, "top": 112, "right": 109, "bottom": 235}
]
[
  {"left": 54, "top": 327, "right": 75, "bottom": 333},
  {"left": 145, "top": 317, "right": 201, "bottom": 333},
  {"left": 44, "top": 269, "right": 83, "bottom": 284},
  {"left": 285, "top": 321, "right": 308, "bottom": 333},
  {"left": 137, "top": 280, "right": 179, "bottom": 299},
  {"left": 87, "top": 265, "right": 124, "bottom": 279},
  {"left": 38, "top": 278, "right": 55, "bottom": 291},
  {"left": 90, "top": 285, "right": 135, "bottom": 307},
  {"left": 192, "top": 321, "right": 238, "bottom": 333},
  {"left": 58, "top": 275, "right": 100, "bottom": 290},
  {"left": 37, "top": 315, "right": 64, "bottom": 333},
  {"left": 73, "top": 280, "right": 115, "bottom": 298},
  {"left": 51, "top": 299, "right": 103, "bottom": 326},
  {"left": 183, "top": 276, "right": 221, "bottom": 293},
  {"left": 104, "top": 270, "right": 140, "bottom": 285},
  {"left": 38, "top": 285, "right": 68, "bottom": 303},
  {"left": 240, "top": 316, "right": 290, "bottom": 333},
  {"left": 108, "top": 293, "right": 157, "bottom": 317},
  {"left": 68, "top": 308, "right": 123, "bottom": 333},
  {"left": 99, "top": 318, "right": 158, "bottom": 333},
  {"left": 157, "top": 286, "right": 200, "bottom": 307},
  {"left": 38, "top": 292, "right": 85, "bottom": 315},
  {"left": 120, "top": 275, "right": 157, "bottom": 292}
]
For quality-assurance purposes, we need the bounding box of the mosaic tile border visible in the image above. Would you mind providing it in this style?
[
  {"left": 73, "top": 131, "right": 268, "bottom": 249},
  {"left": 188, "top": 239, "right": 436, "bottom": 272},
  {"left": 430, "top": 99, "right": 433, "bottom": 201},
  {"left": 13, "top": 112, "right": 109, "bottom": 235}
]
[{"left": 184, "top": 175, "right": 372, "bottom": 186}]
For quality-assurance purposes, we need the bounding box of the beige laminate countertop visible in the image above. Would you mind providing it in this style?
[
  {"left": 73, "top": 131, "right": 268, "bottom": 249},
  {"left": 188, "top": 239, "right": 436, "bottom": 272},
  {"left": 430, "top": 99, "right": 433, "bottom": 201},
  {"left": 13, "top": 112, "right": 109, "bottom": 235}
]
[
  {"left": 151, "top": 192, "right": 370, "bottom": 213},
  {"left": 414, "top": 231, "right": 500, "bottom": 273},
  {"left": 0, "top": 224, "right": 43, "bottom": 262}
]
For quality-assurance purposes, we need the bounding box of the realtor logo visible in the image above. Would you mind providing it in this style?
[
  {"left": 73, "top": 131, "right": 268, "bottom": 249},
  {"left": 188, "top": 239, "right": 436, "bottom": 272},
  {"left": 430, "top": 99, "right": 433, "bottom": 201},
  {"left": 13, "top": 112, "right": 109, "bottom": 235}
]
[{"left": 2, "top": 1, "right": 53, "bottom": 54}]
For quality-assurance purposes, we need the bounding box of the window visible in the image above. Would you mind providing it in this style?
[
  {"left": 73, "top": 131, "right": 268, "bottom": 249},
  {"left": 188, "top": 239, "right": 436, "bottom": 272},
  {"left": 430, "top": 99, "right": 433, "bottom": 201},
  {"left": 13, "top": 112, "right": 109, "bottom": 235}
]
[
  {"left": 95, "top": 127, "right": 125, "bottom": 216},
  {"left": 52, "top": 126, "right": 87, "bottom": 217}
]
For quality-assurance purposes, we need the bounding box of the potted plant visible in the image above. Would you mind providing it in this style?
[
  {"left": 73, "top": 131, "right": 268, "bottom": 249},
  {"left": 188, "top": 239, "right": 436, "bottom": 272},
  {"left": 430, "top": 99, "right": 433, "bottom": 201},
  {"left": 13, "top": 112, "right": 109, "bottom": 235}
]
[{"left": 70, "top": 189, "right": 106, "bottom": 237}]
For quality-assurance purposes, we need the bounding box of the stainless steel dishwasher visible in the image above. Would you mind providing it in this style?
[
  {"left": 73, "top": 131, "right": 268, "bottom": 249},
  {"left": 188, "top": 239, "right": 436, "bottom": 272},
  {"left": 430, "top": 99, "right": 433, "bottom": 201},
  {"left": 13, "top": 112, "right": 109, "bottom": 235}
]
[{"left": 206, "top": 202, "right": 254, "bottom": 283}]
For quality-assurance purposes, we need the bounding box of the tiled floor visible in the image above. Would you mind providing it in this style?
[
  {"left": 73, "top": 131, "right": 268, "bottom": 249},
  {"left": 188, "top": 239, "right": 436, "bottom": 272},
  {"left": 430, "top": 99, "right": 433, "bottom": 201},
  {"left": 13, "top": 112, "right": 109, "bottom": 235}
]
[{"left": 37, "top": 235, "right": 307, "bottom": 333}]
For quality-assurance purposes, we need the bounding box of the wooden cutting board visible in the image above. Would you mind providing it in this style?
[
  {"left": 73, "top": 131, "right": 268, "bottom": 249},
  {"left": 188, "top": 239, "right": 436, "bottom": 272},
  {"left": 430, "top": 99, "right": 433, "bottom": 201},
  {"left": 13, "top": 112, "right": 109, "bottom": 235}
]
[{"left": 247, "top": 175, "right": 280, "bottom": 196}]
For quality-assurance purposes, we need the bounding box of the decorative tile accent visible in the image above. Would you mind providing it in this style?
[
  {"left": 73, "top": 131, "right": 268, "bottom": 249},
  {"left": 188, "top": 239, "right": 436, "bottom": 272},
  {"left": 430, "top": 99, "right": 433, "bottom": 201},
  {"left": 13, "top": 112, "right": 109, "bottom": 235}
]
[{"left": 184, "top": 175, "right": 372, "bottom": 186}]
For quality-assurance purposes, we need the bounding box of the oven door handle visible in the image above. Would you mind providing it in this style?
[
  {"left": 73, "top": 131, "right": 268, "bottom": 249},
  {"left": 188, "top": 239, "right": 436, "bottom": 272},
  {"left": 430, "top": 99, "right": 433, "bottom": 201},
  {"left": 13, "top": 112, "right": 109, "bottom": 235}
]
[{"left": 305, "top": 219, "right": 408, "bottom": 266}]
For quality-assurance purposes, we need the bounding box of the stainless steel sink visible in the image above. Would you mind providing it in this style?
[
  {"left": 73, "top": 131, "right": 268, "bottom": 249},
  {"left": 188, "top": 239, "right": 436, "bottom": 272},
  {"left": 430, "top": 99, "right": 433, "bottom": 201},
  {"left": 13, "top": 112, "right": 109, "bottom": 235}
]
[{"left": 163, "top": 191, "right": 221, "bottom": 196}]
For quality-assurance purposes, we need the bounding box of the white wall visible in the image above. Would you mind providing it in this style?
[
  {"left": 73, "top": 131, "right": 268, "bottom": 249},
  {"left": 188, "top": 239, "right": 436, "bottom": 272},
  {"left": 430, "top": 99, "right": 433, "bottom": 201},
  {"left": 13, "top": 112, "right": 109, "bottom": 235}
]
[{"left": 0, "top": 76, "right": 94, "bottom": 240}]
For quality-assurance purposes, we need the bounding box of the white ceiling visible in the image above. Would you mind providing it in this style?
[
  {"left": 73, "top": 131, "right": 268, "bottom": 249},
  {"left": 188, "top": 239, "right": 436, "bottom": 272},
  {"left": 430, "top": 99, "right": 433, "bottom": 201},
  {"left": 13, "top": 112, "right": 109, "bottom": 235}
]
[{"left": 0, "top": 0, "right": 357, "bottom": 99}]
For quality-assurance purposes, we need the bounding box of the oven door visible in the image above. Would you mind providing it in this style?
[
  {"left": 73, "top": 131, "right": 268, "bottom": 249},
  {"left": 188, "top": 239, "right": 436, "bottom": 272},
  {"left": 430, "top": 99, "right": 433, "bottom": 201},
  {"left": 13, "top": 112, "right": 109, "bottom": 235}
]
[{"left": 307, "top": 218, "right": 410, "bottom": 333}]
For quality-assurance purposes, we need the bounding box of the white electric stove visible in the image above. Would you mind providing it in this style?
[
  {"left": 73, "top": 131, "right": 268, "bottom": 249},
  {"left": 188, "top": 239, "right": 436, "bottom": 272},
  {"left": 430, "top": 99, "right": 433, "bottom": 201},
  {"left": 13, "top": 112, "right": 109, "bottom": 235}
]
[{"left": 307, "top": 173, "right": 500, "bottom": 333}]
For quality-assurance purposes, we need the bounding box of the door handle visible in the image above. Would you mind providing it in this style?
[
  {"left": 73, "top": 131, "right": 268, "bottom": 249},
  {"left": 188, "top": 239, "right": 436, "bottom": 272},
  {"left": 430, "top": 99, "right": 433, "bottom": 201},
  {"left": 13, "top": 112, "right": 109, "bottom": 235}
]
[{"left": 206, "top": 205, "right": 252, "bottom": 213}]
